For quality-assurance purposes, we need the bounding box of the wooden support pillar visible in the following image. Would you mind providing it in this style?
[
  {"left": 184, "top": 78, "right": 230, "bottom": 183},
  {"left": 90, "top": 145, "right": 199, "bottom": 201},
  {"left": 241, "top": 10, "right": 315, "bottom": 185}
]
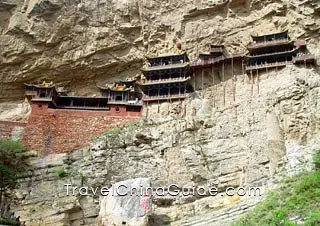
[
  {"left": 256, "top": 69, "right": 260, "bottom": 95},
  {"left": 266, "top": 64, "right": 268, "bottom": 74},
  {"left": 146, "top": 100, "right": 149, "bottom": 118},
  {"left": 222, "top": 62, "right": 225, "bottom": 106},
  {"left": 232, "top": 56, "right": 235, "bottom": 103},
  {"left": 242, "top": 60, "right": 245, "bottom": 75},
  {"left": 304, "top": 59, "right": 307, "bottom": 68},
  {"left": 222, "top": 61, "right": 225, "bottom": 82},
  {"left": 250, "top": 70, "right": 253, "bottom": 97},
  {"left": 211, "top": 65, "right": 215, "bottom": 108},
  {"left": 201, "top": 68, "right": 204, "bottom": 97},
  {"left": 168, "top": 87, "right": 171, "bottom": 113},
  {"left": 242, "top": 60, "right": 245, "bottom": 87},
  {"left": 202, "top": 68, "right": 204, "bottom": 90},
  {"left": 193, "top": 71, "right": 196, "bottom": 90}
]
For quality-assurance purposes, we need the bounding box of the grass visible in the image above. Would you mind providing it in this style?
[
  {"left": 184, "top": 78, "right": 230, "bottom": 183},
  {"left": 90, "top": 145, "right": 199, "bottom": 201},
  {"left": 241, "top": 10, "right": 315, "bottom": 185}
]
[
  {"left": 103, "top": 121, "right": 140, "bottom": 136},
  {"left": 0, "top": 140, "right": 24, "bottom": 152},
  {"left": 53, "top": 167, "right": 68, "bottom": 178},
  {"left": 232, "top": 151, "right": 320, "bottom": 226},
  {"left": 0, "top": 140, "right": 26, "bottom": 161}
]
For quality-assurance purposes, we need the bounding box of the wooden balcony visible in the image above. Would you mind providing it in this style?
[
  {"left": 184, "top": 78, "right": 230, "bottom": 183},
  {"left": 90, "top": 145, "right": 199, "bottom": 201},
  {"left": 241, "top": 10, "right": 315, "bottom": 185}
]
[
  {"left": 248, "top": 39, "right": 292, "bottom": 50},
  {"left": 31, "top": 97, "right": 53, "bottom": 102},
  {"left": 108, "top": 100, "right": 143, "bottom": 106},
  {"left": 245, "top": 61, "right": 291, "bottom": 71},
  {"left": 57, "top": 106, "right": 109, "bottom": 111},
  {"left": 143, "top": 93, "right": 188, "bottom": 102},
  {"left": 191, "top": 56, "right": 225, "bottom": 67},
  {"left": 143, "top": 62, "right": 189, "bottom": 72},
  {"left": 24, "top": 91, "right": 38, "bottom": 97},
  {"left": 292, "top": 54, "right": 316, "bottom": 64},
  {"left": 210, "top": 47, "right": 224, "bottom": 52},
  {"left": 140, "top": 77, "right": 190, "bottom": 86}
]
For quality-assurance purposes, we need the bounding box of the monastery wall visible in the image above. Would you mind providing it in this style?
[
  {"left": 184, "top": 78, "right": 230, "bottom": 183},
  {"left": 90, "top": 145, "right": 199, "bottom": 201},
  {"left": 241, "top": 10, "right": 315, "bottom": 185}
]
[{"left": 21, "top": 103, "right": 141, "bottom": 153}]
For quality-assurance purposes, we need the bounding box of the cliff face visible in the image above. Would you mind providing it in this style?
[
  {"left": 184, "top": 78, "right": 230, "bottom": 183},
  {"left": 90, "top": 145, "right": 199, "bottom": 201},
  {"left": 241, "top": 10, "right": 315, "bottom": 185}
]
[
  {"left": 0, "top": 0, "right": 319, "bottom": 103},
  {"left": 11, "top": 66, "right": 320, "bottom": 225},
  {"left": 2, "top": 0, "right": 320, "bottom": 225}
]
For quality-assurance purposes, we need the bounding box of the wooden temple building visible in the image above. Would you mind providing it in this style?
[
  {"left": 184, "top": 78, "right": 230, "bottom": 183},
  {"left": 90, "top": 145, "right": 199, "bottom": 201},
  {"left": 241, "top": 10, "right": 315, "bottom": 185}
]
[
  {"left": 24, "top": 80, "right": 143, "bottom": 114},
  {"left": 24, "top": 82, "right": 109, "bottom": 111},
  {"left": 98, "top": 79, "right": 142, "bottom": 113},
  {"left": 191, "top": 45, "right": 244, "bottom": 70},
  {"left": 139, "top": 53, "right": 193, "bottom": 102},
  {"left": 245, "top": 31, "right": 316, "bottom": 72},
  {"left": 24, "top": 31, "right": 317, "bottom": 114},
  {"left": 24, "top": 81, "right": 58, "bottom": 103}
]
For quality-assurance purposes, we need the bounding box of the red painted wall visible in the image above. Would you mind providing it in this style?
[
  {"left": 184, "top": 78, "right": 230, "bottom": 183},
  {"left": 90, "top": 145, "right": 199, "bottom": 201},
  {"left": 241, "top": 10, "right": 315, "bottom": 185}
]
[{"left": 21, "top": 103, "right": 141, "bottom": 153}]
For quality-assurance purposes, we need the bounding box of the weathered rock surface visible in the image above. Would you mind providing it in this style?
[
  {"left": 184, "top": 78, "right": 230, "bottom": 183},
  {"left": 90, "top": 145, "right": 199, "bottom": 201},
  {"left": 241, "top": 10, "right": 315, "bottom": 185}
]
[
  {"left": 0, "top": 0, "right": 320, "bottom": 104},
  {"left": 98, "top": 178, "right": 152, "bottom": 226},
  {"left": 9, "top": 66, "right": 320, "bottom": 225},
  {"left": 2, "top": 0, "right": 320, "bottom": 225}
]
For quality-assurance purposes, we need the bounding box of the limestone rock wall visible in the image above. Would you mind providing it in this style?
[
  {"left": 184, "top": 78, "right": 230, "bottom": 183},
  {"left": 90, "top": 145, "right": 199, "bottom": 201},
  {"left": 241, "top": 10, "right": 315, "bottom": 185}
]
[
  {"left": 10, "top": 66, "right": 320, "bottom": 225},
  {"left": 0, "top": 0, "right": 320, "bottom": 104}
]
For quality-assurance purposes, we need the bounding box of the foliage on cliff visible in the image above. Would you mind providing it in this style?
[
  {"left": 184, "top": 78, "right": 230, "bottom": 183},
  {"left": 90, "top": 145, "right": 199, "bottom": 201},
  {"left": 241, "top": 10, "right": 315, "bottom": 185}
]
[
  {"left": 0, "top": 140, "right": 27, "bottom": 217},
  {"left": 233, "top": 151, "right": 320, "bottom": 226}
]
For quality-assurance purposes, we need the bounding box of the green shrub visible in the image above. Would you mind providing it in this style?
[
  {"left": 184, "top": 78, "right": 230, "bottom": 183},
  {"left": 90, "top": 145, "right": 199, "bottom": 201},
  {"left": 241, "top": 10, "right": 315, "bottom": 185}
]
[
  {"left": 305, "top": 211, "right": 320, "bottom": 226},
  {"left": 104, "top": 127, "right": 122, "bottom": 135},
  {"left": 0, "top": 218, "right": 20, "bottom": 226},
  {"left": 103, "top": 121, "right": 140, "bottom": 136},
  {"left": 313, "top": 150, "right": 320, "bottom": 169},
  {"left": 53, "top": 168, "right": 68, "bottom": 178},
  {"left": 0, "top": 140, "right": 24, "bottom": 152},
  {"left": 0, "top": 140, "right": 28, "bottom": 212}
]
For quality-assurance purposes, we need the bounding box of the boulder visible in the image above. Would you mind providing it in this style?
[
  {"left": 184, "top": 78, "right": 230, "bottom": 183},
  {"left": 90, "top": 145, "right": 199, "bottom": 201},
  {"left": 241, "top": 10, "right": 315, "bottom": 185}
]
[{"left": 98, "top": 178, "right": 152, "bottom": 226}]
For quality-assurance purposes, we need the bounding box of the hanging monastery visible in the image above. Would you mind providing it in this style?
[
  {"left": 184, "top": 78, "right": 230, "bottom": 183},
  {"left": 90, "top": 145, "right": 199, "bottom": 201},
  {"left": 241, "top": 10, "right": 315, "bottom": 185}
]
[{"left": 0, "top": 31, "right": 317, "bottom": 153}]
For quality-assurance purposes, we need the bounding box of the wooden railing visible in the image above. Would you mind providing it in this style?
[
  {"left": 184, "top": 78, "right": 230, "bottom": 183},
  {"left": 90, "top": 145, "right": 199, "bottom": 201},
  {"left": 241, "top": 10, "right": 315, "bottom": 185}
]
[
  {"left": 249, "top": 48, "right": 297, "bottom": 58},
  {"left": 108, "top": 100, "right": 143, "bottom": 106},
  {"left": 143, "top": 93, "right": 188, "bottom": 101},
  {"left": 144, "top": 62, "right": 189, "bottom": 71},
  {"left": 211, "top": 47, "right": 224, "bottom": 52},
  {"left": 25, "top": 91, "right": 38, "bottom": 96},
  {"left": 246, "top": 61, "right": 291, "bottom": 71},
  {"left": 32, "top": 97, "right": 53, "bottom": 102},
  {"left": 292, "top": 54, "right": 316, "bottom": 63},
  {"left": 248, "top": 38, "right": 291, "bottom": 49},
  {"left": 191, "top": 56, "right": 225, "bottom": 66},
  {"left": 142, "top": 77, "right": 189, "bottom": 85},
  {"left": 58, "top": 105, "right": 109, "bottom": 110}
]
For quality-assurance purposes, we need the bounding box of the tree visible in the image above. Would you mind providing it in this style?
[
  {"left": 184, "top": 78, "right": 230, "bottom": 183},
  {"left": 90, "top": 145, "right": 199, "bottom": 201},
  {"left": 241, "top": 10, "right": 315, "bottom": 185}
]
[{"left": 0, "top": 140, "right": 27, "bottom": 218}]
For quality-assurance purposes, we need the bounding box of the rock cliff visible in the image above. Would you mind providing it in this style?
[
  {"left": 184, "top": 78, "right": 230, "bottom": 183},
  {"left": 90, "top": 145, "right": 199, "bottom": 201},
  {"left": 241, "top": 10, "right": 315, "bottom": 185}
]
[
  {"left": 1, "top": 0, "right": 320, "bottom": 225},
  {"left": 10, "top": 66, "right": 320, "bottom": 225}
]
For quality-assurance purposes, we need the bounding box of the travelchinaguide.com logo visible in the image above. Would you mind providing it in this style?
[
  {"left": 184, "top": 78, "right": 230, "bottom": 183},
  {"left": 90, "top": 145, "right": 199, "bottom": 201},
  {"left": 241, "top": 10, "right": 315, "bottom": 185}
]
[{"left": 65, "top": 184, "right": 263, "bottom": 197}]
